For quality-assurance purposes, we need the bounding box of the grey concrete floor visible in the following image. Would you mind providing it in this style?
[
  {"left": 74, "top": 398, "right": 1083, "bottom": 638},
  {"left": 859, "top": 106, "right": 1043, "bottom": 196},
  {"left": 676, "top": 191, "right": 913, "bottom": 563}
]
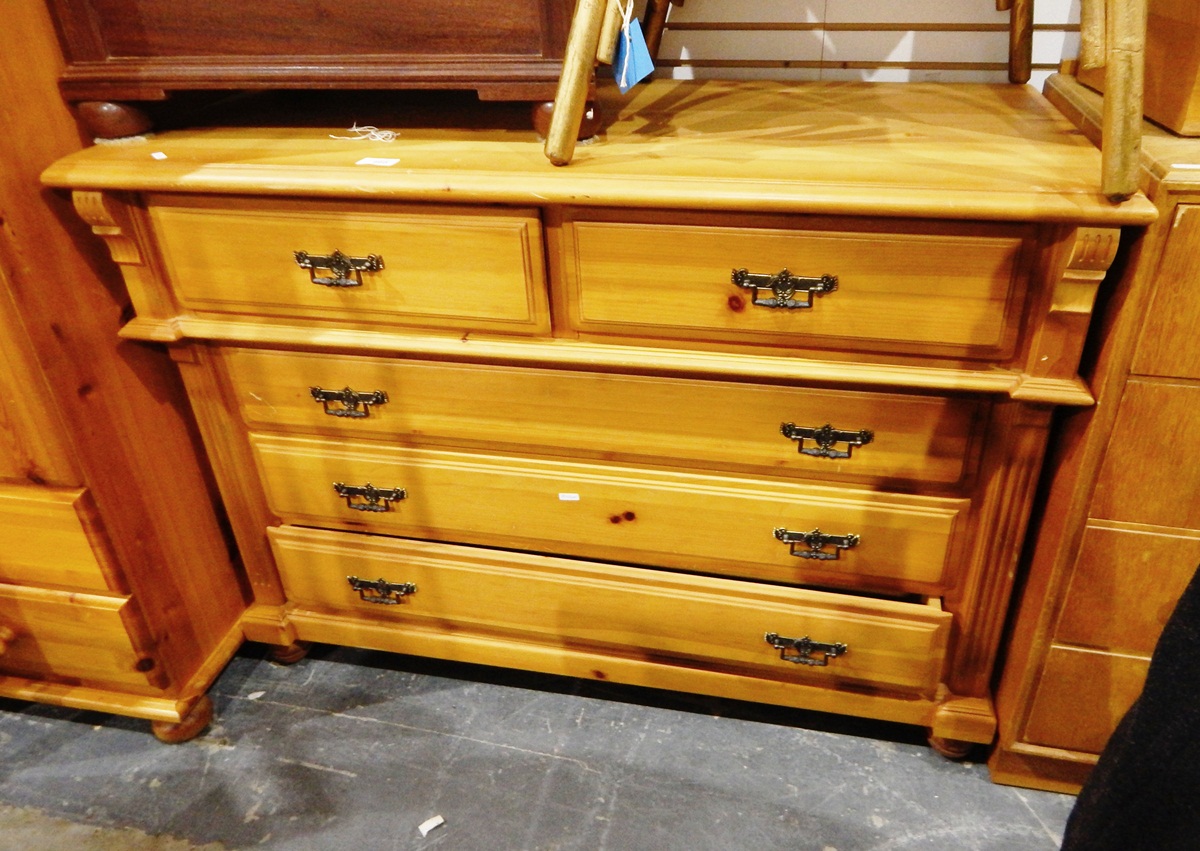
[{"left": 0, "top": 645, "right": 1074, "bottom": 850}]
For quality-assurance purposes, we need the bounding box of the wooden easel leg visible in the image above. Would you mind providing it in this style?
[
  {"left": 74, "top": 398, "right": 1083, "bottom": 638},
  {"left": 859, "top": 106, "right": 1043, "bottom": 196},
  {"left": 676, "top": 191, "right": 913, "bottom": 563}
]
[{"left": 544, "top": 0, "right": 609, "bottom": 165}]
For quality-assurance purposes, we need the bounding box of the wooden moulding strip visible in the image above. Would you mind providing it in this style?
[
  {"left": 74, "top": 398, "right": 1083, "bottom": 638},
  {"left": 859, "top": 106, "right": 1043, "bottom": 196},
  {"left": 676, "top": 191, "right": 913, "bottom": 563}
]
[
  {"left": 42, "top": 165, "right": 1159, "bottom": 227},
  {"left": 118, "top": 317, "right": 1097, "bottom": 406},
  {"left": 0, "top": 677, "right": 184, "bottom": 723}
]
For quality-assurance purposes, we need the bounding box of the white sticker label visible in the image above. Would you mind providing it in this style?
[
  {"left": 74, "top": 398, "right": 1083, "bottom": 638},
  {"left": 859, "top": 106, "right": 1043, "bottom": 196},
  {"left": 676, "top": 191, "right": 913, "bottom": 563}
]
[
  {"left": 356, "top": 157, "right": 400, "bottom": 167},
  {"left": 150, "top": 151, "right": 168, "bottom": 160},
  {"left": 558, "top": 493, "right": 581, "bottom": 501}
]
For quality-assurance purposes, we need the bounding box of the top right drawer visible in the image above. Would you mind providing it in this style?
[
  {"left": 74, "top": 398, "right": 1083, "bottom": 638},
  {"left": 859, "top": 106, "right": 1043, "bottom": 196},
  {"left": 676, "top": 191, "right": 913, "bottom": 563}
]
[{"left": 554, "top": 209, "right": 1034, "bottom": 361}]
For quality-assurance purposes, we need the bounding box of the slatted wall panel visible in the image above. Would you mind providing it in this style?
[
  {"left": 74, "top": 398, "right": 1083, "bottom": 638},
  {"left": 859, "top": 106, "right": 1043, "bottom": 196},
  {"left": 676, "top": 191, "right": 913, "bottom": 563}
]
[{"left": 651, "top": 0, "right": 1080, "bottom": 89}]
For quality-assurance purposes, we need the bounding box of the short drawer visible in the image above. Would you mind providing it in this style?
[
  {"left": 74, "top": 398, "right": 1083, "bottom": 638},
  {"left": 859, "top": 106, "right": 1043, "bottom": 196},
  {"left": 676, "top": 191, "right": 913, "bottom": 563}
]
[
  {"left": 555, "top": 210, "right": 1032, "bottom": 359},
  {"left": 269, "top": 525, "right": 953, "bottom": 697},
  {"left": 251, "top": 434, "right": 968, "bottom": 595},
  {"left": 148, "top": 194, "right": 549, "bottom": 333},
  {"left": 1023, "top": 644, "right": 1148, "bottom": 755},
  {"left": 0, "top": 584, "right": 149, "bottom": 688},
  {"left": 225, "top": 347, "right": 983, "bottom": 487},
  {"left": 0, "top": 483, "right": 116, "bottom": 592},
  {"left": 1092, "top": 379, "right": 1200, "bottom": 529}
]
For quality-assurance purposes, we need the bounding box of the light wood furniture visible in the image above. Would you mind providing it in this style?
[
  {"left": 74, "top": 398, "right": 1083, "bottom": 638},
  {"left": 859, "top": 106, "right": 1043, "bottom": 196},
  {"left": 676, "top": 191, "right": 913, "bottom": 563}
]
[
  {"left": 990, "top": 73, "right": 1200, "bottom": 793},
  {"left": 547, "top": 1, "right": 1040, "bottom": 166},
  {"left": 1080, "top": 0, "right": 1200, "bottom": 137},
  {"left": 44, "top": 79, "right": 1154, "bottom": 752},
  {"left": 0, "top": 1, "right": 246, "bottom": 740}
]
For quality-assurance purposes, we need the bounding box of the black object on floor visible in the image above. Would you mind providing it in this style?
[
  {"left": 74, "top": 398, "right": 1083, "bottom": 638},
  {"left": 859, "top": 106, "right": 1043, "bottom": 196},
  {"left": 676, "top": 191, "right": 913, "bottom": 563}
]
[{"left": 1061, "top": 562, "right": 1200, "bottom": 851}]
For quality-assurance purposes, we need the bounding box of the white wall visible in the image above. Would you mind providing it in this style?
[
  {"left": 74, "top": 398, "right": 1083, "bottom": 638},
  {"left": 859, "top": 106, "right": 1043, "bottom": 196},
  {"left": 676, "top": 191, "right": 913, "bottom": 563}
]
[{"left": 647, "top": 0, "right": 1081, "bottom": 91}]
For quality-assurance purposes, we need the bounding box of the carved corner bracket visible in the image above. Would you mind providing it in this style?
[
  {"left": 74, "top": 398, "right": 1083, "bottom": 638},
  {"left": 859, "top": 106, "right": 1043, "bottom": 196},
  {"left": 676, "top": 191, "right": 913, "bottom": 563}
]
[
  {"left": 72, "top": 190, "right": 181, "bottom": 340},
  {"left": 1016, "top": 226, "right": 1121, "bottom": 403}
]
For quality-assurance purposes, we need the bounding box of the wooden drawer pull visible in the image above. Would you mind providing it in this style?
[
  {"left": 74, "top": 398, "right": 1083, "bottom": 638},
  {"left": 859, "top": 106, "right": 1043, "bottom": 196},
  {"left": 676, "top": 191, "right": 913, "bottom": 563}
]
[
  {"left": 293, "top": 249, "right": 384, "bottom": 288},
  {"left": 347, "top": 575, "right": 417, "bottom": 605},
  {"left": 310, "top": 386, "right": 389, "bottom": 418},
  {"left": 731, "top": 268, "right": 838, "bottom": 309},
  {"left": 332, "top": 482, "right": 407, "bottom": 512},
  {"left": 0, "top": 625, "right": 16, "bottom": 655},
  {"left": 774, "top": 527, "right": 860, "bottom": 560},
  {"left": 765, "top": 632, "right": 848, "bottom": 667},
  {"left": 780, "top": 422, "right": 874, "bottom": 459}
]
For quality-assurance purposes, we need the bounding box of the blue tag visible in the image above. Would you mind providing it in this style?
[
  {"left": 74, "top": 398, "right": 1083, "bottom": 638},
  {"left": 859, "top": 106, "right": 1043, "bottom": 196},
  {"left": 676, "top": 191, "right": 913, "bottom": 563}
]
[{"left": 613, "top": 18, "right": 654, "bottom": 94}]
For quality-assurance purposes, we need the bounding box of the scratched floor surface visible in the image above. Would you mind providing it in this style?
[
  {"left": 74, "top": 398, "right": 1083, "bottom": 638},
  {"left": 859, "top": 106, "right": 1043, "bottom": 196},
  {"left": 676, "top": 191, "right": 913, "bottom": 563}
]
[{"left": 0, "top": 645, "right": 1074, "bottom": 850}]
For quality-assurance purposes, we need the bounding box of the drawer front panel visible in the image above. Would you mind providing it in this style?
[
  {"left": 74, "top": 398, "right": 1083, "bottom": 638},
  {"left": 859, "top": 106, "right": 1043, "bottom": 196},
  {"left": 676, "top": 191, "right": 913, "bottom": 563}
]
[
  {"left": 0, "top": 484, "right": 114, "bottom": 592},
  {"left": 1092, "top": 379, "right": 1200, "bottom": 529},
  {"left": 1023, "top": 644, "right": 1148, "bottom": 755},
  {"left": 559, "top": 212, "right": 1030, "bottom": 357},
  {"left": 149, "top": 195, "right": 549, "bottom": 332},
  {"left": 270, "top": 526, "right": 952, "bottom": 696},
  {"left": 0, "top": 584, "right": 147, "bottom": 688},
  {"left": 1055, "top": 524, "right": 1200, "bottom": 655},
  {"left": 225, "top": 347, "right": 982, "bottom": 486},
  {"left": 252, "top": 435, "right": 968, "bottom": 593}
]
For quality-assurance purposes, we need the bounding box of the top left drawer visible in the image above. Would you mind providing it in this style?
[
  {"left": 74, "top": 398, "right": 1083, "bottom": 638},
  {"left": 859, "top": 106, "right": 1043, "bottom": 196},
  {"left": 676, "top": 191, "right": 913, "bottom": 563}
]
[{"left": 147, "top": 195, "right": 550, "bottom": 334}]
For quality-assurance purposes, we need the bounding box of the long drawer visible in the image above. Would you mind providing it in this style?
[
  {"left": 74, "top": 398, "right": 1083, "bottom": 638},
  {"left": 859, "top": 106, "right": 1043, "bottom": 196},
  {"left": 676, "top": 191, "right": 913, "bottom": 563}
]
[
  {"left": 269, "top": 525, "right": 953, "bottom": 697},
  {"left": 251, "top": 434, "right": 968, "bottom": 594},
  {"left": 0, "top": 483, "right": 116, "bottom": 592},
  {"left": 555, "top": 209, "right": 1032, "bottom": 359},
  {"left": 148, "top": 194, "right": 550, "bottom": 333},
  {"left": 224, "top": 347, "right": 983, "bottom": 487},
  {"left": 0, "top": 583, "right": 149, "bottom": 689}
]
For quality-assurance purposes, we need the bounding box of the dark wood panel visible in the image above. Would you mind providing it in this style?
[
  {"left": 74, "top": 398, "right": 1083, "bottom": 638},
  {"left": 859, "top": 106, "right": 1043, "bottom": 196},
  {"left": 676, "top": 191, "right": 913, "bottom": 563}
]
[
  {"left": 45, "top": 0, "right": 578, "bottom": 135},
  {"left": 80, "top": 0, "right": 555, "bottom": 58}
]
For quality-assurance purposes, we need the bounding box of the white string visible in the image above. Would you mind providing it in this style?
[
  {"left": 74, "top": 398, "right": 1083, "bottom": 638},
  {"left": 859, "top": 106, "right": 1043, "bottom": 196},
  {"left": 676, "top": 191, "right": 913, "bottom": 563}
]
[
  {"left": 329, "top": 123, "right": 398, "bottom": 142},
  {"left": 617, "top": 0, "right": 634, "bottom": 88}
]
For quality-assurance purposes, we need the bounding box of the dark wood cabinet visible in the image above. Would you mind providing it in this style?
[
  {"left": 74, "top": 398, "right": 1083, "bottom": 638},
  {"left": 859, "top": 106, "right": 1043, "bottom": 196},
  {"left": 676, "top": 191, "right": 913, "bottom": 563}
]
[{"left": 45, "top": 0, "right": 575, "bottom": 137}]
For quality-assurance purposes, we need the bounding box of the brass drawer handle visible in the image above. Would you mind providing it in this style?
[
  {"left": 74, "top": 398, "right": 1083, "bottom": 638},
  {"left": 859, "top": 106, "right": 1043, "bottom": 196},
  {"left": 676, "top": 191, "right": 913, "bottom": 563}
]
[
  {"left": 765, "top": 632, "right": 848, "bottom": 666},
  {"left": 781, "top": 422, "right": 874, "bottom": 459},
  {"left": 774, "top": 527, "right": 860, "bottom": 560},
  {"left": 310, "top": 386, "right": 389, "bottom": 418},
  {"left": 347, "top": 575, "right": 417, "bottom": 605},
  {"left": 294, "top": 249, "right": 384, "bottom": 287},
  {"left": 731, "top": 268, "right": 837, "bottom": 309},
  {"left": 333, "top": 482, "right": 407, "bottom": 512}
]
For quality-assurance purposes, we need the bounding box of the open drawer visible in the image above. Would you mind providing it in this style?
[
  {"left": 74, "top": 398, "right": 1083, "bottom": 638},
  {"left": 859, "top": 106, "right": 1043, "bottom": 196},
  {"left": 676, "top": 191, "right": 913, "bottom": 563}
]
[{"left": 269, "top": 525, "right": 952, "bottom": 698}]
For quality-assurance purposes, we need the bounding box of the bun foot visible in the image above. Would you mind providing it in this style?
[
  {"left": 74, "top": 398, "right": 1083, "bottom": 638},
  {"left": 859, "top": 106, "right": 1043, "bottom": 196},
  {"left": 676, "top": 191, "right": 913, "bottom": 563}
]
[
  {"left": 75, "top": 101, "right": 154, "bottom": 139},
  {"left": 928, "top": 733, "right": 975, "bottom": 760},
  {"left": 269, "top": 640, "right": 311, "bottom": 665},
  {"left": 151, "top": 695, "right": 213, "bottom": 744}
]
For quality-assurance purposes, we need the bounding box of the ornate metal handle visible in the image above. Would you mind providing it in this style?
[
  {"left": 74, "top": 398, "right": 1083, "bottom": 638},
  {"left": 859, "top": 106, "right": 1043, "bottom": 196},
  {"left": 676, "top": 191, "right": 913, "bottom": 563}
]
[
  {"left": 731, "top": 268, "right": 838, "bottom": 309},
  {"left": 774, "top": 527, "right": 860, "bottom": 560},
  {"left": 310, "top": 386, "right": 389, "bottom": 419},
  {"left": 781, "top": 422, "right": 874, "bottom": 459},
  {"left": 294, "top": 249, "right": 384, "bottom": 287},
  {"left": 0, "top": 625, "right": 16, "bottom": 655},
  {"left": 765, "top": 632, "right": 848, "bottom": 666},
  {"left": 347, "top": 576, "right": 417, "bottom": 605},
  {"left": 332, "top": 482, "right": 407, "bottom": 512}
]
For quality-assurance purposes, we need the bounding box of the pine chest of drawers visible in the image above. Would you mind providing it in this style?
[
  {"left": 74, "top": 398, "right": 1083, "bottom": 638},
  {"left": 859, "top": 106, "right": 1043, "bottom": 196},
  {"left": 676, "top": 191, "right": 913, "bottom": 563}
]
[{"left": 44, "top": 80, "right": 1156, "bottom": 754}]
